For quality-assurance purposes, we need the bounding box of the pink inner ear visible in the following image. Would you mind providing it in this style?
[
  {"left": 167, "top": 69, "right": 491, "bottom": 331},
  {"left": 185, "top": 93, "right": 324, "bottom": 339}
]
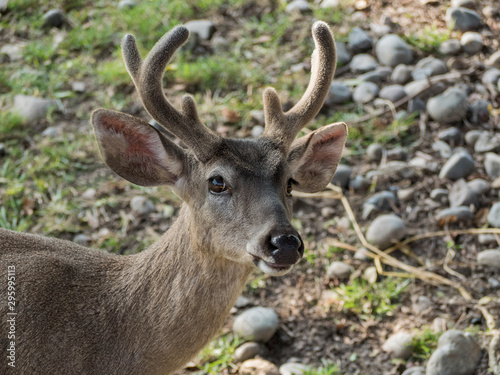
[{"left": 310, "top": 124, "right": 346, "bottom": 162}]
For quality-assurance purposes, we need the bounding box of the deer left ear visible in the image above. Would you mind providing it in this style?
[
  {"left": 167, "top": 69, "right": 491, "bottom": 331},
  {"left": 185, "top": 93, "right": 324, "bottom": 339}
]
[{"left": 288, "top": 123, "right": 347, "bottom": 193}]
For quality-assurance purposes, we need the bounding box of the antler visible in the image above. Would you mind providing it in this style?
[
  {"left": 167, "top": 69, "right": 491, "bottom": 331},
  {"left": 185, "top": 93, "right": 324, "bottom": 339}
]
[
  {"left": 122, "top": 26, "right": 221, "bottom": 163},
  {"left": 262, "top": 21, "right": 337, "bottom": 150}
]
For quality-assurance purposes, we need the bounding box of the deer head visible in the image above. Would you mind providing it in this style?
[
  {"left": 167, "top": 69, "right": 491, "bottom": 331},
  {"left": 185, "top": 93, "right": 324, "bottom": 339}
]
[{"left": 91, "top": 21, "right": 347, "bottom": 276}]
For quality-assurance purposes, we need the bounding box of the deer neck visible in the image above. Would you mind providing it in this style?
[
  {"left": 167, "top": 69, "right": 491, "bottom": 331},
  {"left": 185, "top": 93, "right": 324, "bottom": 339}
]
[{"left": 113, "top": 204, "right": 253, "bottom": 373}]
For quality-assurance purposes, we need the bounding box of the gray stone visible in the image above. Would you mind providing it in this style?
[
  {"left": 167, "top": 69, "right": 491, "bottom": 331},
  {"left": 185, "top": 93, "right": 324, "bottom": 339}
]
[
  {"left": 353, "top": 81, "right": 379, "bottom": 103},
  {"left": 398, "top": 188, "right": 415, "bottom": 202},
  {"left": 331, "top": 164, "right": 352, "bottom": 189},
  {"left": 446, "top": 7, "right": 482, "bottom": 31},
  {"left": 470, "top": 99, "right": 491, "bottom": 124},
  {"left": 71, "top": 81, "right": 86, "bottom": 93},
  {"left": 404, "top": 80, "right": 446, "bottom": 99},
  {"left": 73, "top": 234, "right": 91, "bottom": 246},
  {"left": 349, "top": 175, "right": 370, "bottom": 193},
  {"left": 326, "top": 261, "right": 353, "bottom": 279},
  {"left": 477, "top": 249, "right": 500, "bottom": 269},
  {"left": 325, "top": 82, "right": 352, "bottom": 105},
  {"left": 485, "top": 153, "right": 500, "bottom": 179},
  {"left": 251, "top": 125, "right": 264, "bottom": 138},
  {"left": 363, "top": 191, "right": 397, "bottom": 219},
  {"left": 0, "top": 43, "right": 24, "bottom": 61},
  {"left": 354, "top": 247, "right": 371, "bottom": 261},
  {"left": 41, "top": 126, "right": 62, "bottom": 137},
  {"left": 437, "top": 127, "right": 461, "bottom": 144},
  {"left": 240, "top": 359, "right": 279, "bottom": 375},
  {"left": 439, "top": 151, "right": 474, "bottom": 180},
  {"left": 117, "top": 0, "right": 136, "bottom": 9},
  {"left": 467, "top": 179, "right": 490, "bottom": 195},
  {"left": 412, "top": 57, "right": 448, "bottom": 80},
  {"left": 432, "top": 317, "right": 449, "bottom": 333},
  {"left": 379, "top": 84, "right": 406, "bottom": 102},
  {"left": 335, "top": 41, "right": 351, "bottom": 66},
  {"left": 427, "top": 87, "right": 468, "bottom": 123},
  {"left": 0, "top": 0, "right": 7, "bottom": 12},
  {"left": 249, "top": 109, "right": 265, "bottom": 125},
  {"left": 426, "top": 330, "right": 481, "bottom": 375},
  {"left": 376, "top": 34, "right": 413, "bottom": 67},
  {"left": 43, "top": 9, "right": 65, "bottom": 28},
  {"left": 285, "top": 0, "right": 311, "bottom": 14},
  {"left": 370, "top": 22, "right": 391, "bottom": 37},
  {"left": 391, "top": 64, "right": 412, "bottom": 84},
  {"left": 320, "top": 0, "right": 340, "bottom": 8},
  {"left": 486, "top": 51, "right": 500, "bottom": 68},
  {"left": 475, "top": 132, "right": 500, "bottom": 153},
  {"left": 279, "top": 362, "right": 309, "bottom": 375},
  {"left": 449, "top": 179, "right": 479, "bottom": 207},
  {"left": 382, "top": 332, "right": 414, "bottom": 360},
  {"left": 387, "top": 148, "right": 407, "bottom": 161},
  {"left": 483, "top": 5, "right": 499, "bottom": 17},
  {"left": 367, "top": 143, "right": 384, "bottom": 162},
  {"left": 234, "top": 342, "right": 262, "bottom": 362},
  {"left": 376, "top": 66, "right": 393, "bottom": 81},
  {"left": 366, "top": 214, "right": 406, "bottom": 249},
  {"left": 482, "top": 68, "right": 500, "bottom": 85},
  {"left": 233, "top": 307, "right": 279, "bottom": 342},
  {"left": 130, "top": 196, "right": 155, "bottom": 215},
  {"left": 402, "top": 366, "right": 425, "bottom": 375},
  {"left": 184, "top": 20, "right": 215, "bottom": 40},
  {"left": 478, "top": 233, "right": 497, "bottom": 245},
  {"left": 408, "top": 98, "right": 426, "bottom": 114},
  {"left": 348, "top": 27, "right": 373, "bottom": 53},
  {"left": 464, "top": 130, "right": 483, "bottom": 147},
  {"left": 460, "top": 32, "right": 483, "bottom": 54},
  {"left": 439, "top": 39, "right": 462, "bottom": 55},
  {"left": 451, "top": 0, "right": 475, "bottom": 9},
  {"left": 436, "top": 206, "right": 473, "bottom": 224},
  {"left": 430, "top": 188, "right": 449, "bottom": 203},
  {"left": 350, "top": 54, "right": 378, "bottom": 73},
  {"left": 12, "top": 95, "right": 56, "bottom": 123},
  {"left": 488, "top": 202, "right": 500, "bottom": 227},
  {"left": 358, "top": 70, "right": 382, "bottom": 84},
  {"left": 412, "top": 295, "right": 432, "bottom": 313},
  {"left": 235, "top": 296, "right": 251, "bottom": 308}
]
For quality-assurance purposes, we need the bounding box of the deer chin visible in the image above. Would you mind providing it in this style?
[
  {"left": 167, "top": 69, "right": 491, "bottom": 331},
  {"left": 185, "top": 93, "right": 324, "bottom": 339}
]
[{"left": 251, "top": 256, "right": 294, "bottom": 276}]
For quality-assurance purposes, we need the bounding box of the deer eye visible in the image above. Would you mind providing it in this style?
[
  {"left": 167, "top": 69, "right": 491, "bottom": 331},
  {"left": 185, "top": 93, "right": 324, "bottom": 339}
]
[
  {"left": 286, "top": 179, "right": 294, "bottom": 196},
  {"left": 208, "top": 175, "right": 228, "bottom": 194}
]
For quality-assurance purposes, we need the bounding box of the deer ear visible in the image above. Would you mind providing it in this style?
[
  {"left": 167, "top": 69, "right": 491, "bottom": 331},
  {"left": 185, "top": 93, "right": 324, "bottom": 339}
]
[
  {"left": 91, "top": 109, "right": 188, "bottom": 187},
  {"left": 288, "top": 123, "right": 347, "bottom": 193}
]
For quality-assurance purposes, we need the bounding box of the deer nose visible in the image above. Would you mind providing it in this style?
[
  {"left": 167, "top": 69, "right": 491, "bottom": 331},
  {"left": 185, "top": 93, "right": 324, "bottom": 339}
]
[{"left": 270, "top": 234, "right": 304, "bottom": 265}]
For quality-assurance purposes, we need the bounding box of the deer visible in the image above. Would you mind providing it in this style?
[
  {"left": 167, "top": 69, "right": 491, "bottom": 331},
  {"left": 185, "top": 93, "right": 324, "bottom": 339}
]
[{"left": 0, "top": 21, "right": 346, "bottom": 375}]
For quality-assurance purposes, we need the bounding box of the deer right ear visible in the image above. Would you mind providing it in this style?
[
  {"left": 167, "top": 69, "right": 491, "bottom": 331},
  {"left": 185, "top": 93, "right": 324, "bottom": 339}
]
[{"left": 91, "top": 109, "right": 188, "bottom": 187}]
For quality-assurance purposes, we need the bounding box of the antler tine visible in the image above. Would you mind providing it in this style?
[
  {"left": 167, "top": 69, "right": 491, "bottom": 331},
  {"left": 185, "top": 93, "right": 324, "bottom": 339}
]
[
  {"left": 122, "top": 26, "right": 221, "bottom": 163},
  {"left": 262, "top": 21, "right": 337, "bottom": 150}
]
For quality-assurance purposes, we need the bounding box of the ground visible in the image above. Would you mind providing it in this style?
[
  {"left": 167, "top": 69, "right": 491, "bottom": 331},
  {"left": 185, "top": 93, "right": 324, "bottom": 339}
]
[{"left": 1, "top": 0, "right": 499, "bottom": 374}]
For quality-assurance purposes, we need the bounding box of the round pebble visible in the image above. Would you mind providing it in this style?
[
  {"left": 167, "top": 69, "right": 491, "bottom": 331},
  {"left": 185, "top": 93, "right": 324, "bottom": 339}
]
[
  {"left": 391, "top": 64, "right": 412, "bottom": 84},
  {"left": 130, "top": 196, "right": 156, "bottom": 215},
  {"left": 240, "top": 359, "right": 280, "bottom": 375},
  {"left": 353, "top": 81, "right": 379, "bottom": 103},
  {"left": 233, "top": 307, "right": 279, "bottom": 342},
  {"left": 488, "top": 202, "right": 500, "bottom": 227},
  {"left": 331, "top": 164, "right": 352, "bottom": 189},
  {"left": 382, "top": 332, "right": 414, "bottom": 360},
  {"left": 350, "top": 54, "right": 378, "bottom": 74},
  {"left": 234, "top": 342, "right": 262, "bottom": 362},
  {"left": 436, "top": 206, "right": 473, "bottom": 225},
  {"left": 477, "top": 249, "right": 500, "bottom": 269},
  {"left": 460, "top": 32, "right": 483, "bottom": 54},
  {"left": 325, "top": 82, "right": 352, "bottom": 105},
  {"left": 427, "top": 87, "right": 468, "bottom": 123},
  {"left": 402, "top": 366, "right": 425, "bottom": 375},
  {"left": 439, "top": 39, "right": 462, "bottom": 55},
  {"left": 279, "top": 362, "right": 309, "bottom": 375},
  {"left": 376, "top": 34, "right": 413, "bottom": 67},
  {"left": 439, "top": 151, "right": 474, "bottom": 180},
  {"left": 367, "top": 143, "right": 384, "bottom": 162},
  {"left": 348, "top": 26, "right": 373, "bottom": 53},
  {"left": 43, "top": 9, "right": 65, "bottom": 28},
  {"left": 366, "top": 215, "right": 406, "bottom": 249},
  {"left": 326, "top": 261, "right": 353, "bottom": 279},
  {"left": 446, "top": 7, "right": 482, "bottom": 31},
  {"left": 379, "top": 84, "right": 406, "bottom": 102},
  {"left": 484, "top": 153, "right": 500, "bottom": 179}
]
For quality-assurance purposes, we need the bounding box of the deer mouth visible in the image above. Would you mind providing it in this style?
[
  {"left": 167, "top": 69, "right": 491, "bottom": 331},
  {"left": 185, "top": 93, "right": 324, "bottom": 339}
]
[{"left": 251, "top": 256, "right": 294, "bottom": 276}]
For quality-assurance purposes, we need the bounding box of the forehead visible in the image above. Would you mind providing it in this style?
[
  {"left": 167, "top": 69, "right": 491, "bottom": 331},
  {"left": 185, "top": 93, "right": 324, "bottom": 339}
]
[{"left": 210, "top": 138, "right": 286, "bottom": 177}]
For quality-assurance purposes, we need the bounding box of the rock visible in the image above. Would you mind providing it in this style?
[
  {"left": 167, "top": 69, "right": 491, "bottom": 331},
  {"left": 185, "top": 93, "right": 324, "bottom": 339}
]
[
  {"left": 486, "top": 51, "right": 500, "bottom": 68},
  {"left": 358, "top": 70, "right": 383, "bottom": 84},
  {"left": 376, "top": 34, "right": 413, "bottom": 67},
  {"left": 235, "top": 296, "right": 251, "bottom": 308},
  {"left": 73, "top": 233, "right": 91, "bottom": 246},
  {"left": 427, "top": 87, "right": 468, "bottom": 123},
  {"left": 279, "top": 362, "right": 309, "bottom": 375},
  {"left": 379, "top": 84, "right": 406, "bottom": 102},
  {"left": 239, "top": 359, "right": 279, "bottom": 375},
  {"left": 250, "top": 110, "right": 265, "bottom": 126},
  {"left": 12, "top": 95, "right": 56, "bottom": 123},
  {"left": 325, "top": 82, "right": 352, "bottom": 105},
  {"left": 130, "top": 196, "right": 155, "bottom": 215},
  {"left": 412, "top": 295, "right": 432, "bottom": 313},
  {"left": 467, "top": 179, "right": 490, "bottom": 195},
  {"left": 335, "top": 41, "right": 352, "bottom": 66},
  {"left": 0, "top": 43, "right": 24, "bottom": 61},
  {"left": 234, "top": 342, "right": 262, "bottom": 362},
  {"left": 43, "top": 9, "right": 65, "bottom": 28},
  {"left": 353, "top": 81, "right": 379, "bottom": 103},
  {"left": 404, "top": 79, "right": 446, "bottom": 99},
  {"left": 488, "top": 202, "right": 500, "bottom": 227},
  {"left": 326, "top": 261, "right": 353, "bottom": 279},
  {"left": 363, "top": 266, "right": 378, "bottom": 284},
  {"left": 233, "top": 307, "right": 279, "bottom": 342},
  {"left": 426, "top": 330, "right": 481, "bottom": 375},
  {"left": 354, "top": 247, "right": 371, "bottom": 261},
  {"left": 412, "top": 57, "right": 448, "bottom": 80},
  {"left": 350, "top": 54, "right": 378, "bottom": 74},
  {"left": 430, "top": 188, "right": 449, "bottom": 204},
  {"left": 439, "top": 151, "right": 474, "bottom": 180},
  {"left": 465, "top": 130, "right": 483, "bottom": 146},
  {"left": 349, "top": 175, "right": 370, "bottom": 193},
  {"left": 382, "top": 332, "right": 414, "bottom": 360},
  {"left": 402, "top": 366, "right": 425, "bottom": 375},
  {"left": 285, "top": 0, "right": 311, "bottom": 14},
  {"left": 391, "top": 64, "right": 412, "bottom": 84},
  {"left": 184, "top": 20, "right": 215, "bottom": 40},
  {"left": 446, "top": 7, "right": 482, "bottom": 31},
  {"left": 470, "top": 99, "right": 491, "bottom": 124},
  {"left": 118, "top": 0, "right": 136, "bottom": 9},
  {"left": 482, "top": 68, "right": 500, "bottom": 85},
  {"left": 366, "top": 214, "right": 406, "bottom": 249},
  {"left": 478, "top": 233, "right": 497, "bottom": 245},
  {"left": 363, "top": 191, "right": 397, "bottom": 219},
  {"left": 437, "top": 127, "right": 461, "bottom": 145},
  {"left": 408, "top": 98, "right": 426, "bottom": 114},
  {"left": 331, "top": 164, "right": 352, "bottom": 189},
  {"left": 42, "top": 126, "right": 62, "bottom": 137},
  {"left": 452, "top": 0, "right": 475, "bottom": 8},
  {"left": 485, "top": 153, "right": 500, "bottom": 179},
  {"left": 367, "top": 143, "right": 384, "bottom": 162},
  {"left": 436, "top": 206, "right": 473, "bottom": 225},
  {"left": 71, "top": 81, "right": 86, "bottom": 93},
  {"left": 320, "top": 0, "right": 340, "bottom": 8},
  {"left": 448, "top": 179, "right": 479, "bottom": 207},
  {"left": 432, "top": 317, "right": 448, "bottom": 333},
  {"left": 376, "top": 66, "right": 393, "bottom": 81},
  {"left": 483, "top": 5, "right": 499, "bottom": 17},
  {"left": 460, "top": 32, "right": 483, "bottom": 54},
  {"left": 348, "top": 27, "right": 373, "bottom": 53},
  {"left": 439, "top": 39, "right": 462, "bottom": 55},
  {"left": 477, "top": 249, "right": 500, "bottom": 269},
  {"left": 370, "top": 22, "right": 391, "bottom": 37},
  {"left": 251, "top": 125, "right": 264, "bottom": 138},
  {"left": 474, "top": 132, "right": 500, "bottom": 153},
  {"left": 397, "top": 188, "right": 415, "bottom": 202}
]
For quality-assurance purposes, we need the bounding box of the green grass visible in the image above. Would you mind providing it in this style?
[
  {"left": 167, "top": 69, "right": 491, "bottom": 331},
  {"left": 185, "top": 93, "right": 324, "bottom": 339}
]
[
  {"left": 196, "top": 333, "right": 242, "bottom": 374},
  {"left": 403, "top": 26, "right": 450, "bottom": 53},
  {"left": 411, "top": 327, "right": 441, "bottom": 361},
  {"left": 304, "top": 360, "right": 341, "bottom": 375},
  {"left": 334, "top": 277, "right": 411, "bottom": 320}
]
